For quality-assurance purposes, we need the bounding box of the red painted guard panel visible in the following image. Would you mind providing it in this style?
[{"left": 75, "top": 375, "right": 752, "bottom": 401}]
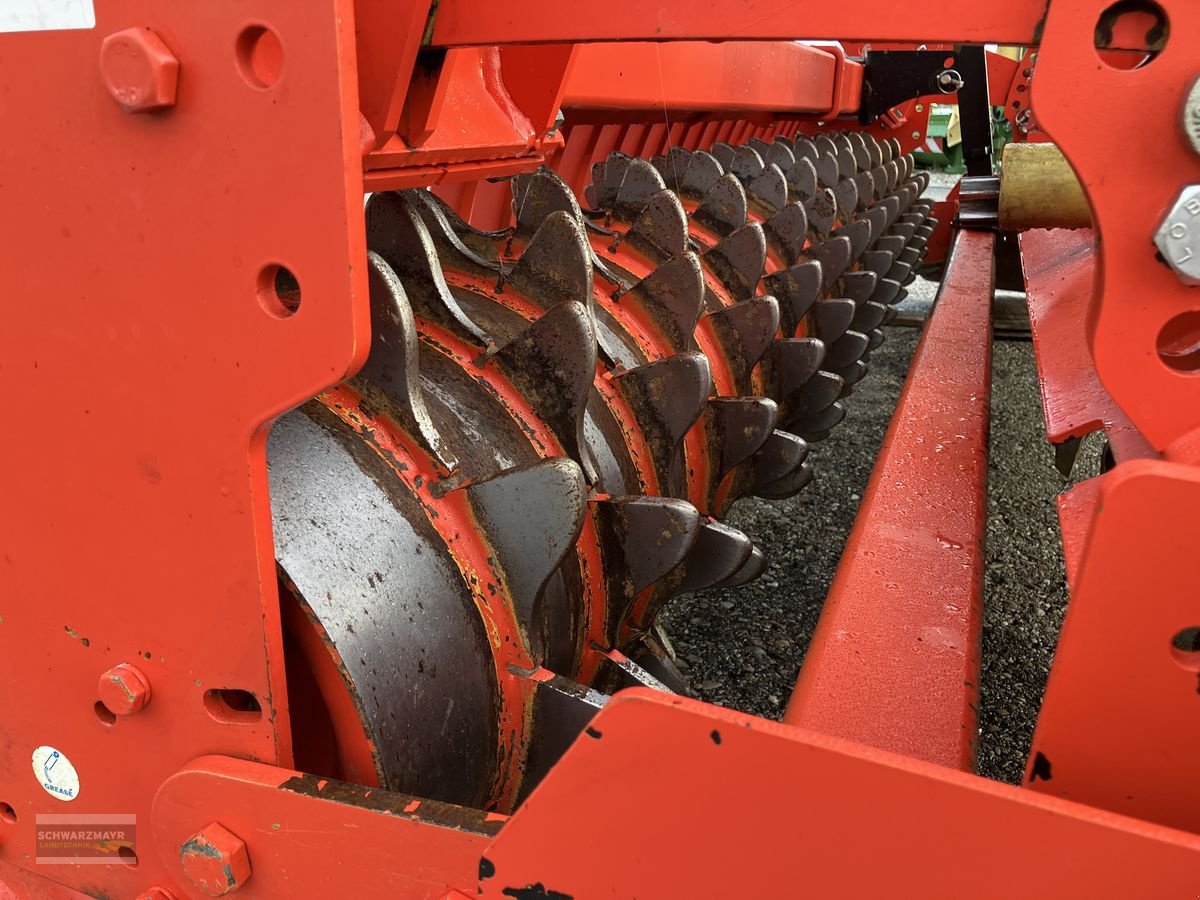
[
  {"left": 786, "top": 229, "right": 994, "bottom": 770},
  {"left": 1021, "top": 228, "right": 1156, "bottom": 462},
  {"left": 0, "top": 4, "right": 368, "bottom": 894},
  {"left": 481, "top": 691, "right": 1200, "bottom": 899},
  {"left": 564, "top": 42, "right": 861, "bottom": 115}
]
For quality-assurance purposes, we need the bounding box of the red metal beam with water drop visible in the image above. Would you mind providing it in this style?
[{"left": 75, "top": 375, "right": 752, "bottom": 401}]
[{"left": 785, "top": 228, "right": 994, "bottom": 770}]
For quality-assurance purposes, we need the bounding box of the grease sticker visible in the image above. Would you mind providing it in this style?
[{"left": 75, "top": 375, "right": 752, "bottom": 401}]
[
  {"left": 32, "top": 746, "right": 80, "bottom": 801},
  {"left": 1, "top": 1, "right": 95, "bottom": 33}
]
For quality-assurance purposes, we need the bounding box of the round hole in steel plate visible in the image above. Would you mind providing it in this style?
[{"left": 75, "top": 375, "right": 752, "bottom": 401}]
[
  {"left": 204, "top": 688, "right": 264, "bottom": 724},
  {"left": 1171, "top": 627, "right": 1200, "bottom": 670},
  {"left": 0, "top": 803, "right": 15, "bottom": 825},
  {"left": 118, "top": 845, "right": 138, "bottom": 867},
  {"left": 236, "top": 25, "right": 285, "bottom": 89},
  {"left": 1156, "top": 311, "right": 1200, "bottom": 373},
  {"left": 1094, "top": 0, "right": 1168, "bottom": 70},
  {"left": 93, "top": 700, "right": 117, "bottom": 727},
  {"left": 256, "top": 263, "right": 302, "bottom": 319}
]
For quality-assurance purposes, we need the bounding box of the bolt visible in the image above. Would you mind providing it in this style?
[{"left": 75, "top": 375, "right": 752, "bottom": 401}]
[
  {"left": 180, "top": 823, "right": 251, "bottom": 896},
  {"left": 936, "top": 69, "right": 964, "bottom": 93},
  {"left": 99, "top": 28, "right": 179, "bottom": 113},
  {"left": 1154, "top": 185, "right": 1200, "bottom": 286},
  {"left": 1184, "top": 76, "right": 1200, "bottom": 158},
  {"left": 97, "top": 663, "right": 152, "bottom": 716}
]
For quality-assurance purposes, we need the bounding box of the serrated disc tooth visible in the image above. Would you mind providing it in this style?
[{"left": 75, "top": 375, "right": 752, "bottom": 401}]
[
  {"left": 747, "top": 137, "right": 772, "bottom": 157},
  {"left": 865, "top": 135, "right": 884, "bottom": 168},
  {"left": 792, "top": 399, "right": 846, "bottom": 438},
  {"left": 841, "top": 270, "right": 878, "bottom": 305},
  {"left": 765, "top": 337, "right": 826, "bottom": 403},
  {"left": 848, "top": 133, "right": 872, "bottom": 171},
  {"left": 460, "top": 458, "right": 586, "bottom": 636},
  {"left": 860, "top": 249, "right": 894, "bottom": 278},
  {"left": 671, "top": 520, "right": 756, "bottom": 595},
  {"left": 513, "top": 169, "right": 582, "bottom": 233},
  {"left": 704, "top": 396, "right": 778, "bottom": 477},
  {"left": 620, "top": 253, "right": 705, "bottom": 353},
  {"left": 592, "top": 495, "right": 701, "bottom": 594},
  {"left": 614, "top": 157, "right": 668, "bottom": 216},
  {"left": 805, "top": 188, "right": 838, "bottom": 238},
  {"left": 680, "top": 150, "right": 724, "bottom": 197},
  {"left": 612, "top": 352, "right": 713, "bottom": 491},
  {"left": 813, "top": 297, "right": 856, "bottom": 343},
  {"left": 752, "top": 429, "right": 809, "bottom": 486},
  {"left": 876, "top": 234, "right": 907, "bottom": 258},
  {"left": 812, "top": 133, "right": 837, "bottom": 158},
  {"left": 871, "top": 278, "right": 904, "bottom": 305},
  {"left": 710, "top": 142, "right": 736, "bottom": 170},
  {"left": 832, "top": 359, "right": 869, "bottom": 388},
  {"left": 704, "top": 295, "right": 780, "bottom": 387},
  {"left": 509, "top": 210, "right": 593, "bottom": 311},
  {"left": 754, "top": 460, "right": 814, "bottom": 499},
  {"left": 656, "top": 146, "right": 695, "bottom": 192},
  {"left": 900, "top": 246, "right": 923, "bottom": 267},
  {"left": 764, "top": 260, "right": 823, "bottom": 337},
  {"left": 762, "top": 201, "right": 808, "bottom": 266},
  {"left": 890, "top": 222, "right": 917, "bottom": 243},
  {"left": 711, "top": 544, "right": 767, "bottom": 589},
  {"left": 492, "top": 301, "right": 597, "bottom": 480},
  {"left": 703, "top": 222, "right": 766, "bottom": 301},
  {"left": 887, "top": 260, "right": 914, "bottom": 283},
  {"left": 360, "top": 252, "right": 459, "bottom": 472},
  {"left": 867, "top": 328, "right": 885, "bottom": 352},
  {"left": 837, "top": 218, "right": 872, "bottom": 262},
  {"left": 833, "top": 177, "right": 859, "bottom": 218},
  {"left": 814, "top": 154, "right": 840, "bottom": 190},
  {"left": 625, "top": 189, "right": 689, "bottom": 258},
  {"left": 792, "top": 135, "right": 819, "bottom": 165},
  {"left": 825, "top": 329, "right": 870, "bottom": 369},
  {"left": 853, "top": 172, "right": 876, "bottom": 208},
  {"left": 787, "top": 157, "right": 819, "bottom": 203},
  {"left": 765, "top": 140, "right": 796, "bottom": 172},
  {"left": 745, "top": 165, "right": 788, "bottom": 214},
  {"left": 810, "top": 235, "right": 852, "bottom": 291},
  {"left": 864, "top": 206, "right": 889, "bottom": 249},
  {"left": 692, "top": 172, "right": 748, "bottom": 236},
  {"left": 880, "top": 196, "right": 901, "bottom": 230},
  {"left": 784, "top": 370, "right": 843, "bottom": 420},
  {"left": 850, "top": 300, "right": 888, "bottom": 333},
  {"left": 366, "top": 192, "right": 491, "bottom": 345},
  {"left": 729, "top": 146, "right": 766, "bottom": 180}
]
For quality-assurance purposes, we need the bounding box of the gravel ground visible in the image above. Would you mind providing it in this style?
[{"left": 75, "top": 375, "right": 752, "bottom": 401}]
[{"left": 661, "top": 318, "right": 1081, "bottom": 784}]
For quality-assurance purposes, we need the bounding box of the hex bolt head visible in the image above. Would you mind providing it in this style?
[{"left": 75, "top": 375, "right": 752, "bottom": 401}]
[
  {"left": 180, "top": 823, "right": 252, "bottom": 896},
  {"left": 1184, "top": 76, "right": 1200, "bottom": 158},
  {"left": 97, "top": 663, "right": 152, "bottom": 716},
  {"left": 1154, "top": 185, "right": 1200, "bottom": 286},
  {"left": 99, "top": 28, "right": 179, "bottom": 113}
]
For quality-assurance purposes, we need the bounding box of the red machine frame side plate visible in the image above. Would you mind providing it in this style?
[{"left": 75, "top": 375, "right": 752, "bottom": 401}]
[{"left": 0, "top": 4, "right": 368, "bottom": 894}]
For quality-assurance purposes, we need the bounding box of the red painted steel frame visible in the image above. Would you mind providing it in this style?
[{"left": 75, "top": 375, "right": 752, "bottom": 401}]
[
  {"left": 0, "top": 3, "right": 368, "bottom": 895},
  {"left": 427, "top": 2, "right": 1046, "bottom": 45},
  {"left": 1022, "top": 228, "right": 1156, "bottom": 464},
  {"left": 786, "top": 229, "right": 993, "bottom": 770},
  {"left": 564, "top": 42, "right": 861, "bottom": 115}
]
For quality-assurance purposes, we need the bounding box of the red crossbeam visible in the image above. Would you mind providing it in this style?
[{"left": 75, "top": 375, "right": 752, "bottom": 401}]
[{"left": 786, "top": 228, "right": 994, "bottom": 770}]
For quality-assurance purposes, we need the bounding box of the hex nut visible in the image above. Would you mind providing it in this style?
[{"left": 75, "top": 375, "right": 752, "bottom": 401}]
[
  {"left": 180, "top": 823, "right": 252, "bottom": 896},
  {"left": 97, "top": 663, "right": 152, "bottom": 716},
  {"left": 99, "top": 28, "right": 179, "bottom": 113},
  {"left": 1184, "top": 76, "right": 1200, "bottom": 158},
  {"left": 1154, "top": 185, "right": 1200, "bottom": 287}
]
